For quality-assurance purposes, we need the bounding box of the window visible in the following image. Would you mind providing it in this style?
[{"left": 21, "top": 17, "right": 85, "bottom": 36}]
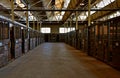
[
  {"left": 59, "top": 27, "right": 75, "bottom": 33},
  {"left": 96, "top": 1, "right": 105, "bottom": 9},
  {"left": 96, "top": 0, "right": 115, "bottom": 9},
  {"left": 41, "top": 27, "right": 51, "bottom": 33},
  {"left": 59, "top": 27, "right": 66, "bottom": 33},
  {"left": 67, "top": 28, "right": 75, "bottom": 32}
]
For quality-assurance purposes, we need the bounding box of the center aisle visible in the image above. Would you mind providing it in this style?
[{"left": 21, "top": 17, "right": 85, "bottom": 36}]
[{"left": 0, "top": 43, "right": 120, "bottom": 78}]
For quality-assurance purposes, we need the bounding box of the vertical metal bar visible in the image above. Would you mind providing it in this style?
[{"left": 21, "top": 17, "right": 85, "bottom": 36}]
[
  {"left": 88, "top": 0, "right": 91, "bottom": 26},
  {"left": 64, "top": 24, "right": 65, "bottom": 33},
  {"left": 67, "top": 22, "right": 69, "bottom": 43},
  {"left": 63, "top": 24, "right": 66, "bottom": 42},
  {"left": 38, "top": 22, "right": 40, "bottom": 31},
  {"left": 40, "top": 22, "right": 42, "bottom": 32},
  {"left": 108, "top": 22, "right": 110, "bottom": 49},
  {"left": 37, "top": 21, "right": 39, "bottom": 31},
  {"left": 70, "top": 18, "right": 72, "bottom": 32},
  {"left": 33, "top": 17, "right": 35, "bottom": 30},
  {"left": 67, "top": 22, "right": 69, "bottom": 33},
  {"left": 76, "top": 11, "right": 78, "bottom": 30}
]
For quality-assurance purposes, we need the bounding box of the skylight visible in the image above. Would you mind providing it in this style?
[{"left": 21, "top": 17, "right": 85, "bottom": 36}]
[
  {"left": 96, "top": 1, "right": 104, "bottom": 9},
  {"left": 15, "top": 0, "right": 25, "bottom": 8},
  {"left": 64, "top": 0, "right": 71, "bottom": 8},
  {"left": 96, "top": 0, "right": 115, "bottom": 9},
  {"left": 97, "top": 11, "right": 120, "bottom": 21},
  {"left": 75, "top": 0, "right": 115, "bottom": 21},
  {"left": 55, "top": 0, "right": 64, "bottom": 9},
  {"left": 49, "top": 0, "right": 70, "bottom": 21}
]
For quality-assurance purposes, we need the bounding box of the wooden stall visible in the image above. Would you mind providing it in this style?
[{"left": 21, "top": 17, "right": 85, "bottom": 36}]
[
  {"left": 108, "top": 17, "right": 120, "bottom": 69},
  {"left": 10, "top": 25, "right": 22, "bottom": 58},
  {"left": 0, "top": 20, "right": 10, "bottom": 67},
  {"left": 22, "top": 28, "right": 29, "bottom": 53}
]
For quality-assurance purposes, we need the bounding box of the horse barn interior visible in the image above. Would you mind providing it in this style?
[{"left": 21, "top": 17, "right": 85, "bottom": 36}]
[{"left": 0, "top": 0, "right": 120, "bottom": 78}]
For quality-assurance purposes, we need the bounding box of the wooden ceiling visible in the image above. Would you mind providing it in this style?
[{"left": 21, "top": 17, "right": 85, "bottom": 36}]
[
  {"left": 62, "top": 0, "right": 82, "bottom": 22},
  {"left": 0, "top": 0, "right": 119, "bottom": 24}
]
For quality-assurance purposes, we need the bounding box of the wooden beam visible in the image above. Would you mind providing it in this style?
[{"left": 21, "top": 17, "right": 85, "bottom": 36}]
[
  {"left": 62, "top": 0, "right": 82, "bottom": 22},
  {"left": 90, "top": 0, "right": 120, "bottom": 21}
]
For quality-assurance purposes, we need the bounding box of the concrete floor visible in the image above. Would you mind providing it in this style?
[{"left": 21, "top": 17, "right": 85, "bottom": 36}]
[{"left": 0, "top": 43, "right": 120, "bottom": 78}]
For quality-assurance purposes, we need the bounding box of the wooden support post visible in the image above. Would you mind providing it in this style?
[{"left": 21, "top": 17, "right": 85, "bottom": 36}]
[
  {"left": 26, "top": 5, "right": 29, "bottom": 39},
  {"left": 26, "top": 5, "right": 29, "bottom": 28},
  {"left": 11, "top": 0, "right": 14, "bottom": 21},
  {"left": 76, "top": 11, "right": 78, "bottom": 30},
  {"left": 10, "top": 0, "right": 15, "bottom": 37},
  {"left": 88, "top": 0, "right": 91, "bottom": 26}
]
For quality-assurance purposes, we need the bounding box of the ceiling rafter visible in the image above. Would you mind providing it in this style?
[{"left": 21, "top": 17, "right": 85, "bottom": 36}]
[
  {"left": 90, "top": 0, "right": 120, "bottom": 21},
  {"left": 31, "top": 0, "right": 42, "bottom": 7},
  {"left": 62, "top": 0, "right": 82, "bottom": 23}
]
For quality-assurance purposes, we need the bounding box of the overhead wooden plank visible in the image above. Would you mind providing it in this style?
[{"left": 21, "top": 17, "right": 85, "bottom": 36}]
[{"left": 90, "top": 0, "right": 120, "bottom": 21}]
